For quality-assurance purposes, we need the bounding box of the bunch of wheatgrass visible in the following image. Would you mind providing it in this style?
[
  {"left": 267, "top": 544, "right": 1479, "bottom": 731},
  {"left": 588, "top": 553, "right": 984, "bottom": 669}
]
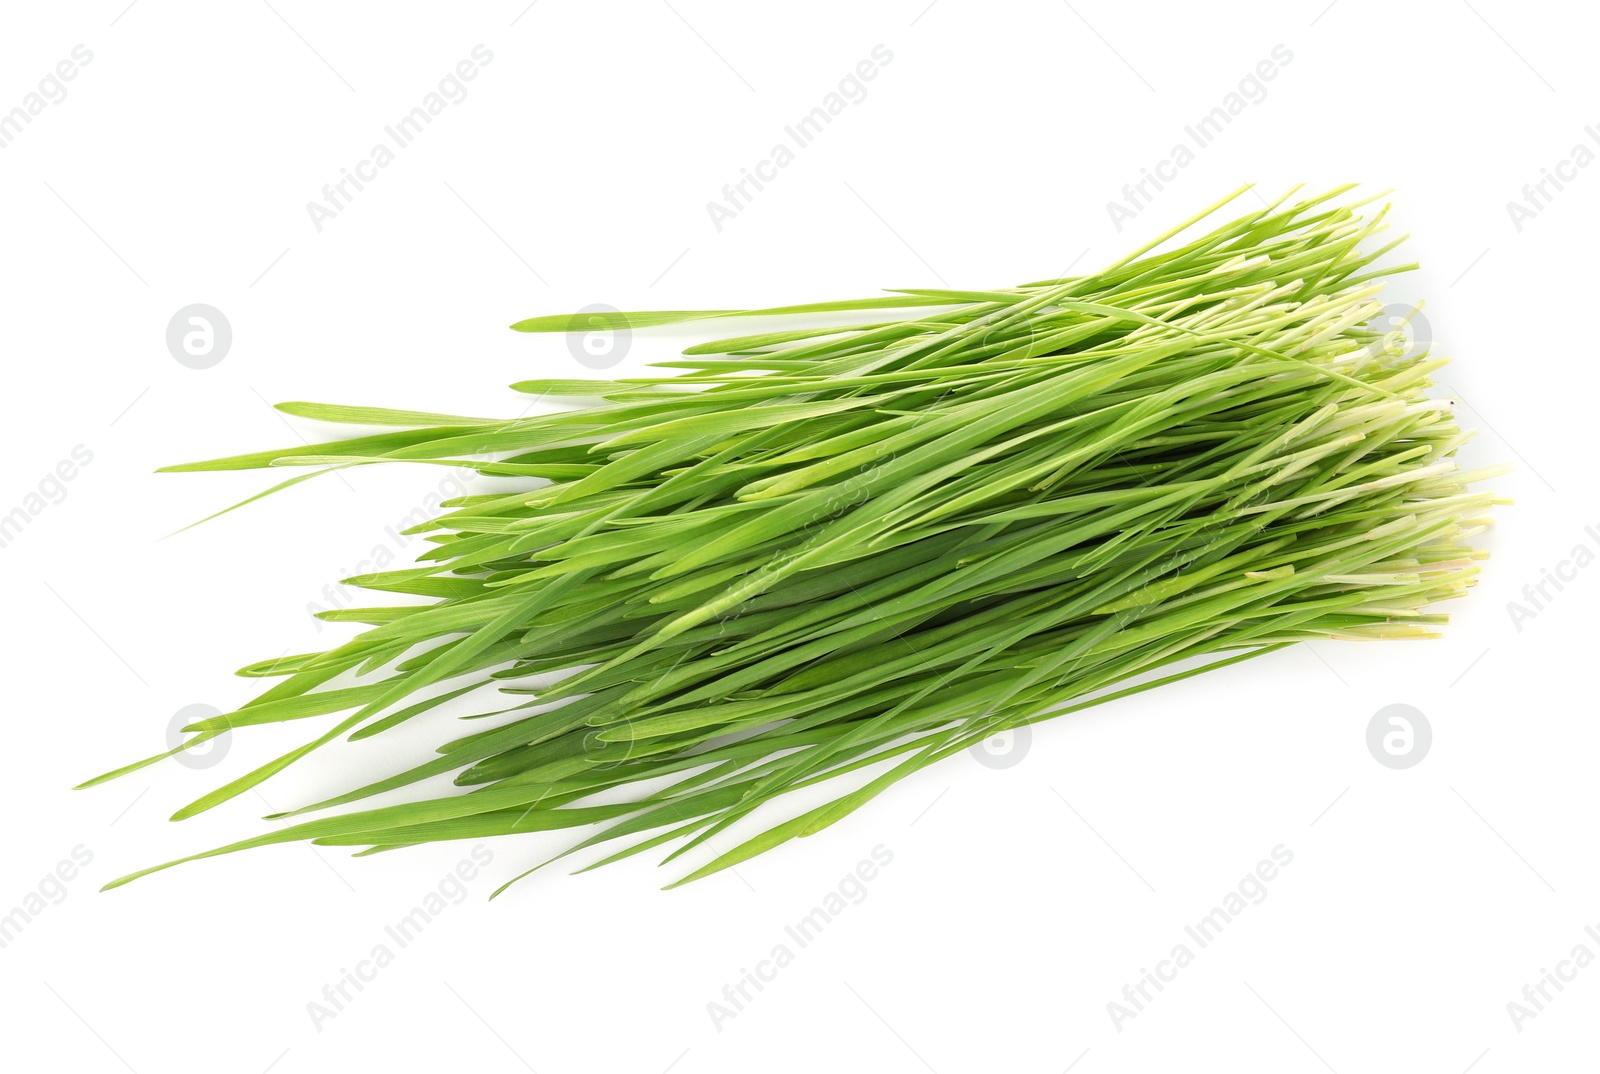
[{"left": 91, "top": 185, "right": 1505, "bottom": 894}]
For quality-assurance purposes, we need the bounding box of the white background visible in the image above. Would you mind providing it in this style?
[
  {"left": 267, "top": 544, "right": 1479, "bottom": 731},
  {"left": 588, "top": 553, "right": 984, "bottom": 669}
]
[{"left": 0, "top": 1, "right": 1595, "bottom": 1071}]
